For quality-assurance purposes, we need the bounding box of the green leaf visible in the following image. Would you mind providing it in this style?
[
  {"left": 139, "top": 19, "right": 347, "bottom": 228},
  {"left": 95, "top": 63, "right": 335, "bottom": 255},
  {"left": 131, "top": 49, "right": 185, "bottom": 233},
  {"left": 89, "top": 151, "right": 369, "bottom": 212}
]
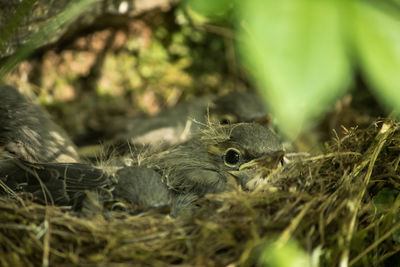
[
  {"left": 185, "top": 0, "right": 234, "bottom": 19},
  {"left": 372, "top": 187, "right": 400, "bottom": 244},
  {"left": 352, "top": 1, "right": 400, "bottom": 116},
  {"left": 237, "top": 0, "right": 351, "bottom": 138},
  {"left": 373, "top": 187, "right": 399, "bottom": 213},
  {"left": 259, "top": 240, "right": 312, "bottom": 267}
]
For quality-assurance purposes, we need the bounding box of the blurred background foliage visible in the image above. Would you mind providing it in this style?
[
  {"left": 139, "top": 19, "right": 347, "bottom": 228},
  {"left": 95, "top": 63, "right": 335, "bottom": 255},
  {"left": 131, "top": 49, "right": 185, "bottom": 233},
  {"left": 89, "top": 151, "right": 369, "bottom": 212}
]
[
  {"left": 0, "top": 0, "right": 398, "bottom": 144},
  {"left": 186, "top": 0, "right": 400, "bottom": 138},
  {"left": 0, "top": 0, "right": 246, "bottom": 141}
]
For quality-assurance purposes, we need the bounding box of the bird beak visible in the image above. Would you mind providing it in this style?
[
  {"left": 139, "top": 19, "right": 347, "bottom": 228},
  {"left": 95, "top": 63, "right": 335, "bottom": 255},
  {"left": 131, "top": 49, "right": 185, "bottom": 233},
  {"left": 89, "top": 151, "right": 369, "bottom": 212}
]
[
  {"left": 228, "top": 150, "right": 285, "bottom": 190},
  {"left": 239, "top": 150, "right": 285, "bottom": 170},
  {"left": 253, "top": 115, "right": 272, "bottom": 126}
]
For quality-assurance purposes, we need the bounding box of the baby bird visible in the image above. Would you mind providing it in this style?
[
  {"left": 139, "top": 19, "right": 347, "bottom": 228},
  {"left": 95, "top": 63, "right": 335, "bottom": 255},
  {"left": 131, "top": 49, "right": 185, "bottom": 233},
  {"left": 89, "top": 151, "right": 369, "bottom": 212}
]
[
  {"left": 0, "top": 85, "right": 111, "bottom": 213},
  {"left": 0, "top": 158, "right": 114, "bottom": 210},
  {"left": 114, "top": 122, "right": 284, "bottom": 216},
  {"left": 0, "top": 86, "right": 282, "bottom": 217},
  {"left": 78, "top": 92, "right": 271, "bottom": 158},
  {"left": 0, "top": 85, "right": 79, "bottom": 163}
]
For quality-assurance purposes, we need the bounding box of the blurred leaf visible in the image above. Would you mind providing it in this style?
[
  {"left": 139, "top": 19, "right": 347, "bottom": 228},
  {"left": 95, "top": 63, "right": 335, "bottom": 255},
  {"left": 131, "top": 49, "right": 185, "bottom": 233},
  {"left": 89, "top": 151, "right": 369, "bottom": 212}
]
[
  {"left": 373, "top": 187, "right": 400, "bottom": 244},
  {"left": 0, "top": 0, "right": 97, "bottom": 81},
  {"left": 373, "top": 187, "right": 399, "bottom": 212},
  {"left": 185, "top": 0, "right": 235, "bottom": 20},
  {"left": 237, "top": 0, "right": 352, "bottom": 138},
  {"left": 352, "top": 0, "right": 400, "bottom": 116},
  {"left": 259, "top": 240, "right": 312, "bottom": 267}
]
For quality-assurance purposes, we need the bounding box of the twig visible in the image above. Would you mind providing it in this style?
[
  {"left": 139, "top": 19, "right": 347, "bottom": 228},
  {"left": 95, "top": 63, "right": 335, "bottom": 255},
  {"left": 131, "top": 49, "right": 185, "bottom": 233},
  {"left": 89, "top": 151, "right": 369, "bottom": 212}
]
[
  {"left": 350, "top": 220, "right": 400, "bottom": 266},
  {"left": 276, "top": 201, "right": 313, "bottom": 247},
  {"left": 340, "top": 122, "right": 395, "bottom": 267}
]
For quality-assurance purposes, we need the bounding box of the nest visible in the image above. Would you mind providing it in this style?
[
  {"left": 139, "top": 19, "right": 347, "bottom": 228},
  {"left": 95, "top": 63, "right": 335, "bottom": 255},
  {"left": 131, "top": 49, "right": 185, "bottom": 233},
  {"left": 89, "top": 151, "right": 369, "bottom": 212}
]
[{"left": 1, "top": 119, "right": 400, "bottom": 266}]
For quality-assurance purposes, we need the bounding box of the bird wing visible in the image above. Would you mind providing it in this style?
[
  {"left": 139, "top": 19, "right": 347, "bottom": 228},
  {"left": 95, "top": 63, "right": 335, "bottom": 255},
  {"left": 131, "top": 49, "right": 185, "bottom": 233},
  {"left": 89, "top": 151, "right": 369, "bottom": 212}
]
[
  {"left": 114, "top": 166, "right": 170, "bottom": 208},
  {"left": 0, "top": 158, "right": 114, "bottom": 206}
]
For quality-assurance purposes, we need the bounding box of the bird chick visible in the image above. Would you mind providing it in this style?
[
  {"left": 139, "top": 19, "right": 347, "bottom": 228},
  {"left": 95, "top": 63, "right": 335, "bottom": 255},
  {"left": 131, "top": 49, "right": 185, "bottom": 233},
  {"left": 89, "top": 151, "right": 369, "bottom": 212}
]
[
  {"left": 0, "top": 85, "right": 79, "bottom": 163},
  {"left": 122, "top": 122, "right": 285, "bottom": 216},
  {"left": 126, "top": 92, "right": 271, "bottom": 148},
  {"left": 113, "top": 166, "right": 169, "bottom": 209},
  {"left": 0, "top": 158, "right": 114, "bottom": 211},
  {"left": 143, "top": 123, "right": 283, "bottom": 192},
  {"left": 209, "top": 91, "right": 270, "bottom": 125},
  {"left": 78, "top": 91, "right": 271, "bottom": 158}
]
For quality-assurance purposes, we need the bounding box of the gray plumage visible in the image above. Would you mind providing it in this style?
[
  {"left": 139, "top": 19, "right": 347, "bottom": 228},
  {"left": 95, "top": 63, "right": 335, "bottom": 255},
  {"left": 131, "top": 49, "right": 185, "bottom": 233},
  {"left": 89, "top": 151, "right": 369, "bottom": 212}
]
[
  {"left": 115, "top": 123, "right": 284, "bottom": 215},
  {"left": 0, "top": 158, "right": 114, "bottom": 209},
  {"left": 143, "top": 123, "right": 283, "bottom": 194},
  {"left": 113, "top": 166, "right": 169, "bottom": 209},
  {"left": 83, "top": 92, "right": 270, "bottom": 157},
  {"left": 0, "top": 86, "right": 281, "bottom": 217},
  {"left": 0, "top": 85, "right": 79, "bottom": 163},
  {"left": 210, "top": 91, "right": 269, "bottom": 123}
]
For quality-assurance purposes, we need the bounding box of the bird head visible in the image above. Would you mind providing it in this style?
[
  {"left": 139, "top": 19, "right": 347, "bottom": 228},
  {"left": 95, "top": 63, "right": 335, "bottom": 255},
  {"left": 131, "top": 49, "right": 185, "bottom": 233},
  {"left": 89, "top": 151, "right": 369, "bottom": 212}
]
[
  {"left": 204, "top": 123, "right": 284, "bottom": 189},
  {"left": 143, "top": 122, "right": 284, "bottom": 196},
  {"left": 209, "top": 92, "right": 271, "bottom": 126}
]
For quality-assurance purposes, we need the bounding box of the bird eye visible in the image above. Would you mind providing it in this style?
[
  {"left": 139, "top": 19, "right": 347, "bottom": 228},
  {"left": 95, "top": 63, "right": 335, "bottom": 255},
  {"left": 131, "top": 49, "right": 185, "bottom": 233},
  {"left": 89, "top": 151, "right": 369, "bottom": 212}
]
[
  {"left": 280, "top": 158, "right": 285, "bottom": 166},
  {"left": 220, "top": 118, "right": 231, "bottom": 125},
  {"left": 224, "top": 148, "right": 241, "bottom": 167},
  {"left": 112, "top": 202, "right": 127, "bottom": 212},
  {"left": 219, "top": 114, "right": 237, "bottom": 125}
]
